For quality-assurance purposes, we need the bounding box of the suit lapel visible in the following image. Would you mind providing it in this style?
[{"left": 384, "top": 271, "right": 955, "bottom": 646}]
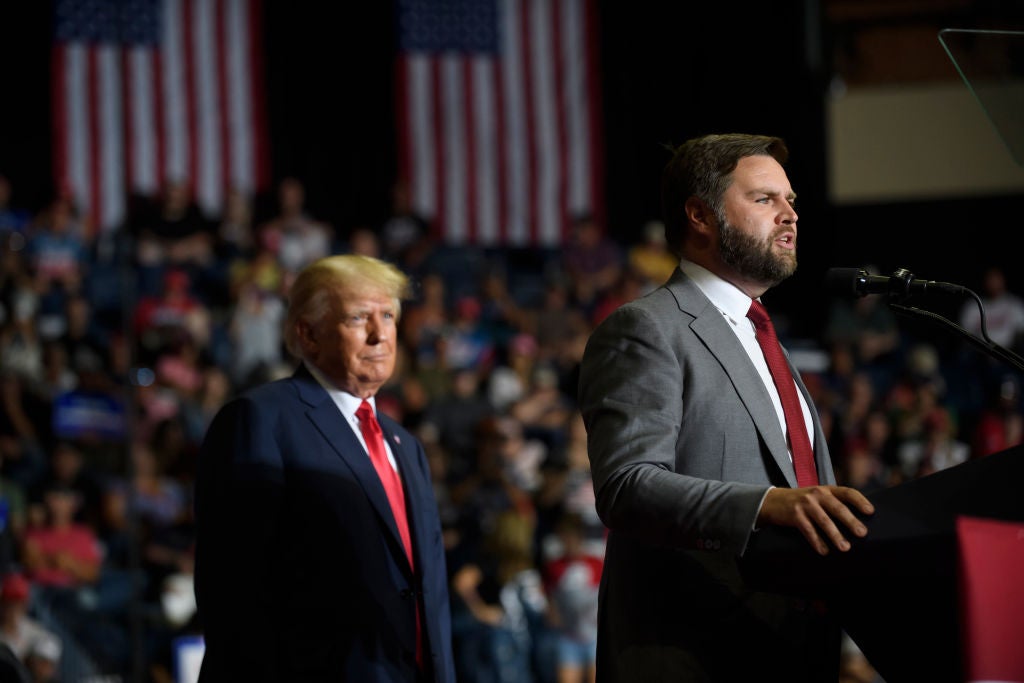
[
  {"left": 292, "top": 367, "right": 415, "bottom": 572},
  {"left": 667, "top": 273, "right": 799, "bottom": 487}
]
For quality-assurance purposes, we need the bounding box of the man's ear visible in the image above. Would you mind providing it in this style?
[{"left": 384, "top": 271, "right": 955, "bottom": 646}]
[
  {"left": 296, "top": 321, "right": 316, "bottom": 352},
  {"left": 684, "top": 197, "right": 715, "bottom": 237}
]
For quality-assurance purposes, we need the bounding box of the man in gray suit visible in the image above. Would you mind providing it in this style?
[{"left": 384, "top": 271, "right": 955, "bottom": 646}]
[{"left": 578, "top": 133, "right": 875, "bottom": 681}]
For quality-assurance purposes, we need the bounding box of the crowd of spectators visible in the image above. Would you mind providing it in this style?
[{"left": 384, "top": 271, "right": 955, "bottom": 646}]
[{"left": 1, "top": 170, "right": 1023, "bottom": 682}]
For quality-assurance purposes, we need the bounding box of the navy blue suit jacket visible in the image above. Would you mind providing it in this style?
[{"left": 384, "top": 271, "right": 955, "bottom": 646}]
[{"left": 194, "top": 364, "right": 455, "bottom": 682}]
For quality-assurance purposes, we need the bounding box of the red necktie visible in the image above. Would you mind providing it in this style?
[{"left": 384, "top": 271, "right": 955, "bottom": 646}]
[
  {"left": 356, "top": 400, "right": 423, "bottom": 669},
  {"left": 747, "top": 301, "right": 819, "bottom": 487},
  {"left": 356, "top": 400, "right": 414, "bottom": 567}
]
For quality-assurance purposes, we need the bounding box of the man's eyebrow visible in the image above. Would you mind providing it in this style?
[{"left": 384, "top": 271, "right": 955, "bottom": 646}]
[{"left": 745, "top": 187, "right": 796, "bottom": 201}]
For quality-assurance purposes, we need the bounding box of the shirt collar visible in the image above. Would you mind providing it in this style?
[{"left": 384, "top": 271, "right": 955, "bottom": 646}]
[
  {"left": 304, "top": 361, "right": 375, "bottom": 415},
  {"left": 678, "top": 258, "right": 756, "bottom": 325}
]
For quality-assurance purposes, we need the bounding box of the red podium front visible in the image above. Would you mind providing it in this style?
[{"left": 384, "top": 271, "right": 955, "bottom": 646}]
[{"left": 957, "top": 516, "right": 1024, "bottom": 683}]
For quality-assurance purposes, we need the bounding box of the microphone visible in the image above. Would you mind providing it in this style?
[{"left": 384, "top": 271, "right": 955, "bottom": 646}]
[{"left": 825, "top": 267, "right": 966, "bottom": 298}]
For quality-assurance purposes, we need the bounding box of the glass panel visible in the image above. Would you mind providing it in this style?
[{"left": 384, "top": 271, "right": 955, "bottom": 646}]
[{"left": 939, "top": 28, "right": 1024, "bottom": 167}]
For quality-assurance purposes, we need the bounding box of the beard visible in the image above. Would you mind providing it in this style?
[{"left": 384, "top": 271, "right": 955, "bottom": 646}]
[{"left": 717, "top": 216, "right": 797, "bottom": 286}]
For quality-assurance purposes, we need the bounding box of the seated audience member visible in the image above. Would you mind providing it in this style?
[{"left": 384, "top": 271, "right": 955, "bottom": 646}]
[{"left": 0, "top": 573, "right": 61, "bottom": 666}]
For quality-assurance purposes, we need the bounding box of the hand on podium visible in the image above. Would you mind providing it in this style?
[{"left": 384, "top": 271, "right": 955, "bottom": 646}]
[{"left": 756, "top": 485, "right": 875, "bottom": 555}]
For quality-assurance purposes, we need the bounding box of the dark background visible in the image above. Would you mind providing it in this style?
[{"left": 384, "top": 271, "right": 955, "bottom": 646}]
[{"left": 3, "top": 1, "right": 1024, "bottom": 338}]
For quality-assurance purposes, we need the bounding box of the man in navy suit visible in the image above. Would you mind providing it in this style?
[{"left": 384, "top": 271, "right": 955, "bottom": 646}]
[{"left": 194, "top": 254, "right": 455, "bottom": 682}]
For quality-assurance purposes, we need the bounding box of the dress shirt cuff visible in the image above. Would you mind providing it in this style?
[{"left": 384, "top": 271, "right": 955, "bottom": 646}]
[{"left": 751, "top": 486, "right": 776, "bottom": 532}]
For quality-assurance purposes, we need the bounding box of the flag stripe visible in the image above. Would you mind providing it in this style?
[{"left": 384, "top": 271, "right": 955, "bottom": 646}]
[
  {"left": 472, "top": 58, "right": 498, "bottom": 244},
  {"left": 552, "top": 0, "right": 569, "bottom": 237},
  {"left": 248, "top": 0, "right": 269, "bottom": 191},
  {"left": 530, "top": 0, "right": 559, "bottom": 246},
  {"left": 462, "top": 58, "right": 477, "bottom": 245},
  {"left": 52, "top": 0, "right": 268, "bottom": 233},
  {"left": 51, "top": 43, "right": 69, "bottom": 201},
  {"left": 396, "top": 0, "right": 602, "bottom": 247},
  {"left": 430, "top": 58, "right": 445, "bottom": 241},
  {"left": 441, "top": 56, "right": 466, "bottom": 243},
  {"left": 152, "top": 48, "right": 167, "bottom": 192},
  {"left": 518, "top": 0, "right": 537, "bottom": 246},
  {"left": 87, "top": 47, "right": 103, "bottom": 232},
  {"left": 493, "top": 52, "right": 508, "bottom": 246},
  {"left": 182, "top": 0, "right": 199, "bottom": 197},
  {"left": 501, "top": 0, "right": 528, "bottom": 245},
  {"left": 97, "top": 45, "right": 125, "bottom": 232},
  {"left": 583, "top": 0, "right": 605, "bottom": 227},
  {"left": 215, "top": 1, "right": 232, "bottom": 200},
  {"left": 563, "top": 0, "right": 588, "bottom": 215},
  {"left": 194, "top": 0, "right": 221, "bottom": 213}
]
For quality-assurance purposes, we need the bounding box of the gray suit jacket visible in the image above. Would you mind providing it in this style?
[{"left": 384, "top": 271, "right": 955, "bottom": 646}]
[{"left": 578, "top": 268, "right": 839, "bottom": 682}]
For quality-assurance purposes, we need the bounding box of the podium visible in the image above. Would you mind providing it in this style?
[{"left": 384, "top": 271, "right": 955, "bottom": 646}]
[
  {"left": 738, "top": 445, "right": 1024, "bottom": 683},
  {"left": 957, "top": 516, "right": 1024, "bottom": 683},
  {"left": 749, "top": 27, "right": 1024, "bottom": 682}
]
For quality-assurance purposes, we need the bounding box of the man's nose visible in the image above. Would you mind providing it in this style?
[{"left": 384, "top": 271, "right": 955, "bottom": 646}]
[{"left": 366, "top": 314, "right": 387, "bottom": 343}]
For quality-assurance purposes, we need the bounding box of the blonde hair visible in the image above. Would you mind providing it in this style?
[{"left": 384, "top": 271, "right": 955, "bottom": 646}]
[{"left": 284, "top": 255, "right": 410, "bottom": 358}]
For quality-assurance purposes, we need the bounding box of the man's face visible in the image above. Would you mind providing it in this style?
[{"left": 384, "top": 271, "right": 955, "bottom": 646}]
[
  {"left": 305, "top": 286, "right": 398, "bottom": 397},
  {"left": 715, "top": 155, "right": 799, "bottom": 288}
]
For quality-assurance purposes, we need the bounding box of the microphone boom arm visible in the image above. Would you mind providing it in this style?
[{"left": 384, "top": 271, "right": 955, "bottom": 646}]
[{"left": 888, "top": 303, "right": 1024, "bottom": 374}]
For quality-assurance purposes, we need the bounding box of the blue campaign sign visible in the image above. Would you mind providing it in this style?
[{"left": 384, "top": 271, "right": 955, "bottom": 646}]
[{"left": 52, "top": 390, "right": 127, "bottom": 441}]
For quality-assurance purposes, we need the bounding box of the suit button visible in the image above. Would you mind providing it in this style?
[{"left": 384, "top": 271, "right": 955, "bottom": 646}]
[{"left": 400, "top": 589, "right": 414, "bottom": 599}]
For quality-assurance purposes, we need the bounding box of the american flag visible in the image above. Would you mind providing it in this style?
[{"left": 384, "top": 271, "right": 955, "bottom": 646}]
[
  {"left": 52, "top": 0, "right": 269, "bottom": 234},
  {"left": 395, "top": 0, "right": 603, "bottom": 247}
]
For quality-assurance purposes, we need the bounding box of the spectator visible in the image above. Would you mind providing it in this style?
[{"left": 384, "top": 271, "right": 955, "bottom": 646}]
[
  {"left": 970, "top": 374, "right": 1024, "bottom": 458},
  {"left": 21, "top": 482, "right": 102, "bottom": 591},
  {"left": 626, "top": 219, "right": 677, "bottom": 293},
  {"left": 132, "top": 179, "right": 215, "bottom": 274},
  {"left": 213, "top": 188, "right": 256, "bottom": 264},
  {"left": 534, "top": 411, "right": 603, "bottom": 546},
  {"left": 55, "top": 294, "right": 108, "bottom": 382},
  {"left": 422, "top": 368, "right": 495, "bottom": 480},
  {"left": 561, "top": 215, "right": 623, "bottom": 317},
  {"left": 345, "top": 226, "right": 382, "bottom": 258},
  {"left": 400, "top": 272, "right": 449, "bottom": 372},
  {"left": 0, "top": 573, "right": 61, "bottom": 666},
  {"left": 590, "top": 269, "right": 646, "bottom": 327},
  {"left": 207, "top": 187, "right": 258, "bottom": 310},
  {"left": 541, "top": 511, "right": 602, "bottom": 683},
  {"left": 896, "top": 405, "right": 970, "bottom": 478},
  {"left": 488, "top": 333, "right": 540, "bottom": 413},
  {"left": 509, "top": 365, "right": 573, "bottom": 446},
  {"left": 258, "top": 177, "right": 332, "bottom": 284},
  {"left": 959, "top": 265, "right": 1024, "bottom": 352},
  {"left": 822, "top": 269, "right": 902, "bottom": 391},
  {"left": 0, "top": 176, "right": 30, "bottom": 237},
  {"left": 179, "top": 365, "right": 234, "bottom": 448},
  {"left": 24, "top": 195, "right": 88, "bottom": 340},
  {"left": 22, "top": 631, "right": 60, "bottom": 683},
  {"left": 379, "top": 181, "right": 431, "bottom": 271},
  {"left": 0, "top": 640, "right": 30, "bottom": 683},
  {"left": 227, "top": 280, "right": 286, "bottom": 388},
  {"left": 450, "top": 509, "right": 549, "bottom": 683},
  {"left": 29, "top": 441, "right": 103, "bottom": 530},
  {"left": 478, "top": 270, "right": 531, "bottom": 349},
  {"left": 442, "top": 296, "right": 496, "bottom": 373},
  {"left": 533, "top": 280, "right": 582, "bottom": 366},
  {"left": 133, "top": 268, "right": 211, "bottom": 363}
]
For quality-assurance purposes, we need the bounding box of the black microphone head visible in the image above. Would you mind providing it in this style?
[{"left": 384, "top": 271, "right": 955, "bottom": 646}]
[{"left": 824, "top": 267, "right": 869, "bottom": 297}]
